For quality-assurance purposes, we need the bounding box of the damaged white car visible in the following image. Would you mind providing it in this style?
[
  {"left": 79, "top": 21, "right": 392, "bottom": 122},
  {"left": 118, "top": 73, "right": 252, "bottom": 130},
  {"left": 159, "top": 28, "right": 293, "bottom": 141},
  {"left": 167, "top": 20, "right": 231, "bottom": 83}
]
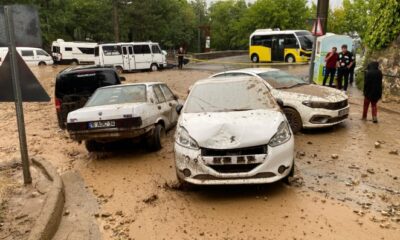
[
  {"left": 67, "top": 83, "right": 179, "bottom": 152},
  {"left": 211, "top": 68, "right": 349, "bottom": 133},
  {"left": 174, "top": 77, "right": 294, "bottom": 185}
]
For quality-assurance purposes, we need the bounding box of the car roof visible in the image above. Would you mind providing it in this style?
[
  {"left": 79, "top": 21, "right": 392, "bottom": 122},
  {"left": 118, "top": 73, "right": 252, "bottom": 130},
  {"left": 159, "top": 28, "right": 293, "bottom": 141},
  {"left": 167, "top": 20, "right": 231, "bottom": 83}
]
[
  {"left": 97, "top": 82, "right": 164, "bottom": 90},
  {"left": 216, "top": 68, "right": 280, "bottom": 75}
]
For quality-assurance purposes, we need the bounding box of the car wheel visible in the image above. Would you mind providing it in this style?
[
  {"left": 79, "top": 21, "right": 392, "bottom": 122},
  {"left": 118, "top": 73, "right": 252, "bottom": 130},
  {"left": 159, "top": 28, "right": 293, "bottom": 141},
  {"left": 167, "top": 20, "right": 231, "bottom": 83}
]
[
  {"left": 150, "top": 63, "right": 158, "bottom": 72},
  {"left": 85, "top": 140, "right": 102, "bottom": 152},
  {"left": 71, "top": 59, "right": 79, "bottom": 65},
  {"left": 283, "top": 108, "right": 302, "bottom": 133},
  {"left": 147, "top": 124, "right": 165, "bottom": 151},
  {"left": 285, "top": 54, "right": 295, "bottom": 63},
  {"left": 282, "top": 163, "right": 295, "bottom": 185},
  {"left": 38, "top": 61, "right": 46, "bottom": 66},
  {"left": 115, "top": 66, "right": 123, "bottom": 74},
  {"left": 251, "top": 54, "right": 259, "bottom": 63}
]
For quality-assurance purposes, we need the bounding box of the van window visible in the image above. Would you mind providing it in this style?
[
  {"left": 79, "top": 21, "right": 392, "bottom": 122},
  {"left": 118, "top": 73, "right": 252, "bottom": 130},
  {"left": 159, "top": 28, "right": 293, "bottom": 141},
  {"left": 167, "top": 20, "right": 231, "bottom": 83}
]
[
  {"left": 160, "top": 84, "right": 175, "bottom": 101},
  {"left": 122, "top": 47, "right": 128, "bottom": 55},
  {"left": 284, "top": 34, "right": 298, "bottom": 48},
  {"left": 151, "top": 45, "right": 161, "bottom": 54},
  {"left": 128, "top": 47, "right": 133, "bottom": 55},
  {"left": 152, "top": 85, "right": 166, "bottom": 103},
  {"left": 65, "top": 47, "right": 72, "bottom": 51},
  {"left": 21, "top": 50, "right": 34, "bottom": 57},
  {"left": 78, "top": 47, "right": 95, "bottom": 55},
  {"left": 56, "top": 71, "right": 120, "bottom": 99},
  {"left": 251, "top": 35, "right": 272, "bottom": 48},
  {"left": 36, "top": 50, "right": 49, "bottom": 56},
  {"left": 52, "top": 46, "right": 60, "bottom": 53},
  {"left": 102, "top": 45, "right": 122, "bottom": 56},
  {"left": 134, "top": 45, "right": 151, "bottom": 54},
  {"left": 94, "top": 47, "right": 99, "bottom": 56}
]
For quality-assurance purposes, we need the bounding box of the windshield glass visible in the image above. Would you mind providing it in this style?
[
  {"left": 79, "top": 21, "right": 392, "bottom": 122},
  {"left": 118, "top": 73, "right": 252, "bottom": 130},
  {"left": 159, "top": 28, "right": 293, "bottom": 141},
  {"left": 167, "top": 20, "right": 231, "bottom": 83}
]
[
  {"left": 184, "top": 79, "right": 276, "bottom": 113},
  {"left": 296, "top": 31, "right": 313, "bottom": 50},
  {"left": 258, "top": 71, "right": 308, "bottom": 89},
  {"left": 85, "top": 85, "right": 146, "bottom": 107}
]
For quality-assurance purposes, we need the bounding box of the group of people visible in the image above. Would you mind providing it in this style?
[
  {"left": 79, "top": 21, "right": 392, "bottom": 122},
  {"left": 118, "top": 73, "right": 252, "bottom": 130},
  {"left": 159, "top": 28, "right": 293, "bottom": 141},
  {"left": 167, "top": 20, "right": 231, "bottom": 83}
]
[
  {"left": 323, "top": 44, "right": 383, "bottom": 123},
  {"left": 322, "top": 44, "right": 355, "bottom": 91}
]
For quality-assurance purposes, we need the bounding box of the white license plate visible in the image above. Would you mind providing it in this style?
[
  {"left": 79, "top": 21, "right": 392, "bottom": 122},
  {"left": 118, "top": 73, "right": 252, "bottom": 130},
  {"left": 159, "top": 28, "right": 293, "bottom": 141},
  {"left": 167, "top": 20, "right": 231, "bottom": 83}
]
[
  {"left": 338, "top": 108, "right": 349, "bottom": 117},
  {"left": 88, "top": 120, "right": 116, "bottom": 129}
]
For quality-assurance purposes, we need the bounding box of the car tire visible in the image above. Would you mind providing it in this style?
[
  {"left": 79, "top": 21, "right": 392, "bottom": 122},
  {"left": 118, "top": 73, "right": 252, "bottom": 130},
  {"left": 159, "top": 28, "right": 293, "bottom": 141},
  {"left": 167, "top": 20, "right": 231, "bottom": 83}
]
[
  {"left": 85, "top": 140, "right": 102, "bottom": 152},
  {"left": 71, "top": 59, "right": 79, "bottom": 65},
  {"left": 285, "top": 54, "right": 295, "bottom": 63},
  {"left": 283, "top": 107, "right": 302, "bottom": 134},
  {"left": 251, "top": 54, "right": 259, "bottom": 63},
  {"left": 147, "top": 124, "right": 165, "bottom": 151},
  {"left": 38, "top": 61, "right": 46, "bottom": 66},
  {"left": 150, "top": 63, "right": 158, "bottom": 72},
  {"left": 282, "top": 163, "right": 295, "bottom": 185}
]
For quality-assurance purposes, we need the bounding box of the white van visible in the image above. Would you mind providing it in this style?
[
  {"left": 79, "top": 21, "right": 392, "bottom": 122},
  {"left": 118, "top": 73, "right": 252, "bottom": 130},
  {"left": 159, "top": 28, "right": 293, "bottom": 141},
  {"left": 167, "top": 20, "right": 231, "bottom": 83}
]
[
  {"left": 51, "top": 39, "right": 97, "bottom": 65},
  {"left": 0, "top": 47, "right": 53, "bottom": 66},
  {"left": 95, "top": 42, "right": 167, "bottom": 73}
]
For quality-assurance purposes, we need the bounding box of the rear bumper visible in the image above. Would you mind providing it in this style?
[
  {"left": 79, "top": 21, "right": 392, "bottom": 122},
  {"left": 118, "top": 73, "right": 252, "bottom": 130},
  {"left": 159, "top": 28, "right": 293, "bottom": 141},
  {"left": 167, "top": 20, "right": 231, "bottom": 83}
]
[{"left": 68, "top": 125, "right": 153, "bottom": 141}]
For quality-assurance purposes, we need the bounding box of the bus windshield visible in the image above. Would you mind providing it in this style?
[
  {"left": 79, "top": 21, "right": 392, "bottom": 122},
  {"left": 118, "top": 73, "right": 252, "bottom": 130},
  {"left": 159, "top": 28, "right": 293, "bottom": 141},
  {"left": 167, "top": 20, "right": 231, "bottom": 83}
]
[{"left": 296, "top": 31, "right": 313, "bottom": 50}]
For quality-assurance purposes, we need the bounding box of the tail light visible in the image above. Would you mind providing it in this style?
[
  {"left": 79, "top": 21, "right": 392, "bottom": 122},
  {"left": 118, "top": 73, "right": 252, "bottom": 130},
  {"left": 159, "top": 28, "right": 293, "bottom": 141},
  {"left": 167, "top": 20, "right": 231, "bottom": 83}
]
[{"left": 55, "top": 98, "right": 62, "bottom": 111}]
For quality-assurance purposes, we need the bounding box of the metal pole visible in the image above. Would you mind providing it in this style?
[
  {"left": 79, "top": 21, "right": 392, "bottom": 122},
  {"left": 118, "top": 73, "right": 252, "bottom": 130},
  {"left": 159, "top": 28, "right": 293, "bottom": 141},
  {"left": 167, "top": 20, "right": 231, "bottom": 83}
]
[
  {"left": 4, "top": 6, "right": 32, "bottom": 184},
  {"left": 308, "top": 1, "right": 321, "bottom": 84}
]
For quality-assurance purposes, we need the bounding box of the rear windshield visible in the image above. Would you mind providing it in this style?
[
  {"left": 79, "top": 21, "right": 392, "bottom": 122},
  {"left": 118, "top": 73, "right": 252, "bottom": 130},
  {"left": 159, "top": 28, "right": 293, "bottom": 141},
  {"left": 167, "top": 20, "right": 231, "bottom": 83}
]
[
  {"left": 184, "top": 79, "right": 276, "bottom": 113},
  {"left": 85, "top": 85, "right": 147, "bottom": 107},
  {"left": 55, "top": 70, "right": 120, "bottom": 98}
]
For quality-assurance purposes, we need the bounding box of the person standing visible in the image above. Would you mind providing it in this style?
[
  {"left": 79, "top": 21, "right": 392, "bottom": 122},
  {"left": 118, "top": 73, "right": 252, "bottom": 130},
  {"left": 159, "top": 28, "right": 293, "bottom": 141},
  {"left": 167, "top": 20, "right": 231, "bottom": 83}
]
[
  {"left": 177, "top": 46, "right": 184, "bottom": 70},
  {"left": 336, "top": 44, "right": 354, "bottom": 91},
  {"left": 362, "top": 61, "right": 383, "bottom": 123},
  {"left": 322, "top": 47, "right": 339, "bottom": 87}
]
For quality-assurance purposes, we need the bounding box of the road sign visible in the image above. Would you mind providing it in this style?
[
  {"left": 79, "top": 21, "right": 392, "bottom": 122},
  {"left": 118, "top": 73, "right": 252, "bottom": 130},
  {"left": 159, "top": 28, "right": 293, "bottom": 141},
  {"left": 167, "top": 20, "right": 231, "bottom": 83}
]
[{"left": 312, "top": 18, "right": 324, "bottom": 36}]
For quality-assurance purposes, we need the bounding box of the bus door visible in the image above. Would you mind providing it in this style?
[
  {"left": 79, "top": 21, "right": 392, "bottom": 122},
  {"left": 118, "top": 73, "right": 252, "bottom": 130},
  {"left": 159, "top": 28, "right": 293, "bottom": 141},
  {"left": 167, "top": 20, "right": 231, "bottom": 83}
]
[
  {"left": 271, "top": 35, "right": 285, "bottom": 62},
  {"left": 122, "top": 45, "right": 135, "bottom": 70}
]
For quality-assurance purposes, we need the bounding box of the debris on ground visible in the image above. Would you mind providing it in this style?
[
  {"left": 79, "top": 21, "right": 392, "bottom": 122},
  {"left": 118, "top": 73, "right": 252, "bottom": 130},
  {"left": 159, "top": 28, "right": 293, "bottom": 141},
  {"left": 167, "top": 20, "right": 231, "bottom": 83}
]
[
  {"left": 331, "top": 154, "right": 339, "bottom": 159},
  {"left": 143, "top": 194, "right": 158, "bottom": 204}
]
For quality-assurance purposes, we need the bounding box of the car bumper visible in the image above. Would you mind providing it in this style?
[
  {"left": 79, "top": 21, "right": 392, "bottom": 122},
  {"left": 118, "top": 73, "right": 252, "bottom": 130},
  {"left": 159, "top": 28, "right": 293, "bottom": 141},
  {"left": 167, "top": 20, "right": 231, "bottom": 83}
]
[
  {"left": 68, "top": 125, "right": 153, "bottom": 141},
  {"left": 174, "top": 138, "right": 294, "bottom": 185},
  {"left": 302, "top": 106, "right": 349, "bottom": 128}
]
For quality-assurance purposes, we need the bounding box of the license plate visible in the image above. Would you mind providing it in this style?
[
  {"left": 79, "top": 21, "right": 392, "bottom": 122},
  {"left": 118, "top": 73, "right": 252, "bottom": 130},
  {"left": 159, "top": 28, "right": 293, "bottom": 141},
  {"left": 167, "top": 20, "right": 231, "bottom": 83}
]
[
  {"left": 88, "top": 120, "right": 116, "bottom": 129},
  {"left": 338, "top": 108, "right": 349, "bottom": 117}
]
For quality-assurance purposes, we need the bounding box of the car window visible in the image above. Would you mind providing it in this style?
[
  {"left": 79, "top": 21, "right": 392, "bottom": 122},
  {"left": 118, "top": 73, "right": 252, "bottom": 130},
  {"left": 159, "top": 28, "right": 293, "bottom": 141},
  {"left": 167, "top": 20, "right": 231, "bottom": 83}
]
[
  {"left": 184, "top": 79, "right": 276, "bottom": 113},
  {"left": 102, "top": 45, "right": 122, "bottom": 56},
  {"left": 257, "top": 71, "right": 308, "bottom": 89},
  {"left": 128, "top": 47, "right": 133, "bottom": 55},
  {"left": 52, "top": 46, "right": 60, "bottom": 53},
  {"left": 153, "top": 85, "right": 166, "bottom": 103},
  {"left": 160, "top": 84, "right": 175, "bottom": 101},
  {"left": 21, "top": 50, "right": 34, "bottom": 57},
  {"left": 78, "top": 47, "right": 95, "bottom": 55},
  {"left": 151, "top": 45, "right": 161, "bottom": 54},
  {"left": 56, "top": 70, "right": 120, "bottom": 98},
  {"left": 85, "top": 85, "right": 147, "bottom": 107},
  {"left": 65, "top": 47, "right": 72, "bottom": 51},
  {"left": 134, "top": 45, "right": 151, "bottom": 54},
  {"left": 36, "top": 50, "right": 49, "bottom": 56}
]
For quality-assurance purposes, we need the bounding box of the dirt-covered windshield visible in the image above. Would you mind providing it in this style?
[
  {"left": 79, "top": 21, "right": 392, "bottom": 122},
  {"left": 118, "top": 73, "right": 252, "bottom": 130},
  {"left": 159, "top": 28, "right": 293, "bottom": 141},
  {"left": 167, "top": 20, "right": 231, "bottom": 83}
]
[
  {"left": 85, "top": 85, "right": 146, "bottom": 107},
  {"left": 258, "top": 71, "right": 308, "bottom": 89},
  {"left": 184, "top": 79, "right": 276, "bottom": 113}
]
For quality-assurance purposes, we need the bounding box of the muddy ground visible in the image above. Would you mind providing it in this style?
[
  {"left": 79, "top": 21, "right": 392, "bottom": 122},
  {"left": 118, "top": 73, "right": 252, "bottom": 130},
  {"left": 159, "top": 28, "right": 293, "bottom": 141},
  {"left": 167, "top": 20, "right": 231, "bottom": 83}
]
[{"left": 0, "top": 65, "right": 399, "bottom": 240}]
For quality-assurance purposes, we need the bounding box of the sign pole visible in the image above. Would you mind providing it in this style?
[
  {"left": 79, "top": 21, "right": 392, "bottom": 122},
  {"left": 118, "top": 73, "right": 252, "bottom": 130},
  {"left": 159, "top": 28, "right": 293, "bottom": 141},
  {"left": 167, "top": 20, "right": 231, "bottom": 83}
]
[{"left": 4, "top": 6, "right": 32, "bottom": 184}]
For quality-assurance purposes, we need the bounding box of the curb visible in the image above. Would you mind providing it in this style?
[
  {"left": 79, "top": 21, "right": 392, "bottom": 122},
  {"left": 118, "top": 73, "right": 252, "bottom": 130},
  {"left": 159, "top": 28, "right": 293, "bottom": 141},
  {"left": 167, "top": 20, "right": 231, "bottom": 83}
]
[{"left": 28, "top": 158, "right": 65, "bottom": 240}]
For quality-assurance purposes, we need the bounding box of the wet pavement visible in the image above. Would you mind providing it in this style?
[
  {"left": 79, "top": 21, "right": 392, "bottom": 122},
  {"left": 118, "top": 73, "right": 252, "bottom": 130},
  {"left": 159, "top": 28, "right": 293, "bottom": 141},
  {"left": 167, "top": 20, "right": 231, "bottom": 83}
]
[{"left": 0, "top": 64, "right": 399, "bottom": 239}]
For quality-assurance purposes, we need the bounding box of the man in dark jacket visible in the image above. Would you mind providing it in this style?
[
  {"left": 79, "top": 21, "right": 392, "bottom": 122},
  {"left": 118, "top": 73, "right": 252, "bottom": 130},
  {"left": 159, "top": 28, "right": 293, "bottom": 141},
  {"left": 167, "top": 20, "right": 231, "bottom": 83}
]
[
  {"left": 336, "top": 44, "right": 354, "bottom": 91},
  {"left": 362, "top": 61, "right": 383, "bottom": 123}
]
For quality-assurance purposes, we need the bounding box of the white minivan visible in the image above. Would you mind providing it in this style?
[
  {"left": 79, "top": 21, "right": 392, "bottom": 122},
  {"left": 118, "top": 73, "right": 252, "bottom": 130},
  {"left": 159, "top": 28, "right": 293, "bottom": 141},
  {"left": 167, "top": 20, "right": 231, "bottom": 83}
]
[
  {"left": 51, "top": 39, "right": 97, "bottom": 65},
  {"left": 0, "top": 47, "right": 53, "bottom": 66},
  {"left": 95, "top": 42, "right": 167, "bottom": 73}
]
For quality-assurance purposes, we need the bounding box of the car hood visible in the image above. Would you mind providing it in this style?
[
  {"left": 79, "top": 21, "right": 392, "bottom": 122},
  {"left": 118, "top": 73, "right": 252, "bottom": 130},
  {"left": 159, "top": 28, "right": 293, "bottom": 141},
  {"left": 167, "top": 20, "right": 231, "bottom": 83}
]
[
  {"left": 179, "top": 109, "right": 285, "bottom": 149},
  {"left": 67, "top": 103, "right": 146, "bottom": 123},
  {"left": 277, "top": 84, "right": 347, "bottom": 102}
]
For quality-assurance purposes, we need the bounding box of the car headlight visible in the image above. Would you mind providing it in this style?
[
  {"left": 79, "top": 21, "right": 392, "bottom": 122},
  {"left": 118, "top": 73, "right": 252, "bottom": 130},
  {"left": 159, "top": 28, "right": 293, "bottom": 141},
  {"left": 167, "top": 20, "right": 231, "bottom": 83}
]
[
  {"left": 269, "top": 121, "right": 291, "bottom": 147},
  {"left": 302, "top": 100, "right": 330, "bottom": 109},
  {"left": 175, "top": 127, "right": 199, "bottom": 149}
]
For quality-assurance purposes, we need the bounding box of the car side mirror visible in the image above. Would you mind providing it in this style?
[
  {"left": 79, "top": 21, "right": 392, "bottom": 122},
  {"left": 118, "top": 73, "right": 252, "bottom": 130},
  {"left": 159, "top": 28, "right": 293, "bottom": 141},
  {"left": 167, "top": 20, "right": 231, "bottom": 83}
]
[
  {"left": 276, "top": 98, "right": 284, "bottom": 108},
  {"left": 176, "top": 104, "right": 183, "bottom": 114},
  {"left": 162, "top": 50, "right": 167, "bottom": 55},
  {"left": 120, "top": 76, "right": 126, "bottom": 81}
]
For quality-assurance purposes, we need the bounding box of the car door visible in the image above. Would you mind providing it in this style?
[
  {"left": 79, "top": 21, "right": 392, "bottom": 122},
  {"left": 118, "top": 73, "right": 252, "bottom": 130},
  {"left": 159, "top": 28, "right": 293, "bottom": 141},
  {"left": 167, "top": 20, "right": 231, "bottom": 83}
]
[
  {"left": 152, "top": 85, "right": 171, "bottom": 128},
  {"left": 133, "top": 44, "right": 152, "bottom": 69},
  {"left": 121, "top": 45, "right": 133, "bottom": 70},
  {"left": 159, "top": 84, "right": 179, "bottom": 126},
  {"left": 151, "top": 44, "right": 162, "bottom": 65},
  {"left": 271, "top": 35, "right": 285, "bottom": 62},
  {"left": 20, "top": 49, "right": 35, "bottom": 65}
]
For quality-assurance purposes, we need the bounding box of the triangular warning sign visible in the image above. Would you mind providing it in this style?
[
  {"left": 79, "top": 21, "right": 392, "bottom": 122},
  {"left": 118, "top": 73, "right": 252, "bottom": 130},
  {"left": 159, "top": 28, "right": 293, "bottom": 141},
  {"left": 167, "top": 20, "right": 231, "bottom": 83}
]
[
  {"left": 0, "top": 52, "right": 50, "bottom": 102},
  {"left": 312, "top": 18, "right": 324, "bottom": 36}
]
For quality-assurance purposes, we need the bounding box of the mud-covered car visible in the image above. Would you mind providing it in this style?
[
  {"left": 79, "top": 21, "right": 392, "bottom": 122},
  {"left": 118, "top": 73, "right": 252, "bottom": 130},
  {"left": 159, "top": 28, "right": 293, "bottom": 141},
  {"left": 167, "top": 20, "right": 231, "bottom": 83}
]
[
  {"left": 174, "top": 76, "right": 294, "bottom": 185},
  {"left": 211, "top": 68, "right": 349, "bottom": 133},
  {"left": 67, "top": 83, "right": 179, "bottom": 152}
]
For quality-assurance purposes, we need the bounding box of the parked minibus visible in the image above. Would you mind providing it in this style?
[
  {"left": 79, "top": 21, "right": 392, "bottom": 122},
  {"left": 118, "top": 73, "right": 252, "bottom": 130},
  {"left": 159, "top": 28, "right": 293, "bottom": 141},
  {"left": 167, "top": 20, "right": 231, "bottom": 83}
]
[
  {"left": 51, "top": 39, "right": 97, "bottom": 65},
  {"left": 249, "top": 29, "right": 313, "bottom": 63}
]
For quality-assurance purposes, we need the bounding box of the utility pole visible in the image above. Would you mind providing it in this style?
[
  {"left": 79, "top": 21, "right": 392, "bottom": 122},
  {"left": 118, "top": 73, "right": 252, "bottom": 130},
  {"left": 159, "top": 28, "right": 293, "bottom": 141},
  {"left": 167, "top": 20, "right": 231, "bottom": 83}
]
[
  {"left": 308, "top": 0, "right": 329, "bottom": 84},
  {"left": 113, "top": 0, "right": 120, "bottom": 42}
]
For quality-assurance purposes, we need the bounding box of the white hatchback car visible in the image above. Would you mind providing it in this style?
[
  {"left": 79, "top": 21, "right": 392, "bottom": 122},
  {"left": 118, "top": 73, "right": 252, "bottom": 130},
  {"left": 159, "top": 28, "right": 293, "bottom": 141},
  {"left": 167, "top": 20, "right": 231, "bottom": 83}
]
[
  {"left": 67, "top": 83, "right": 179, "bottom": 151},
  {"left": 211, "top": 68, "right": 349, "bottom": 133},
  {"left": 174, "top": 77, "right": 294, "bottom": 185}
]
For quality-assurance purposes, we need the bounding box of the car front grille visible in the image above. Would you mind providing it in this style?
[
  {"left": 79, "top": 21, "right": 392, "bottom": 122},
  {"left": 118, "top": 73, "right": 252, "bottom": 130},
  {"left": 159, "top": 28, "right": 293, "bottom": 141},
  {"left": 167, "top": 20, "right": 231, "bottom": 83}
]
[
  {"left": 201, "top": 145, "right": 267, "bottom": 157},
  {"left": 324, "top": 99, "right": 348, "bottom": 110},
  {"left": 208, "top": 163, "right": 261, "bottom": 173}
]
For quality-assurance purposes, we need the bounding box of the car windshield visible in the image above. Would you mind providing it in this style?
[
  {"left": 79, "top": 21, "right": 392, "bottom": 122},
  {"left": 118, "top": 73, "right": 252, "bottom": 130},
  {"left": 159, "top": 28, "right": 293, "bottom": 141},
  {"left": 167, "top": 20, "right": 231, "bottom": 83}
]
[
  {"left": 258, "top": 71, "right": 308, "bottom": 89},
  {"left": 85, "top": 85, "right": 146, "bottom": 107},
  {"left": 296, "top": 31, "right": 313, "bottom": 50},
  {"left": 184, "top": 79, "right": 276, "bottom": 113}
]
